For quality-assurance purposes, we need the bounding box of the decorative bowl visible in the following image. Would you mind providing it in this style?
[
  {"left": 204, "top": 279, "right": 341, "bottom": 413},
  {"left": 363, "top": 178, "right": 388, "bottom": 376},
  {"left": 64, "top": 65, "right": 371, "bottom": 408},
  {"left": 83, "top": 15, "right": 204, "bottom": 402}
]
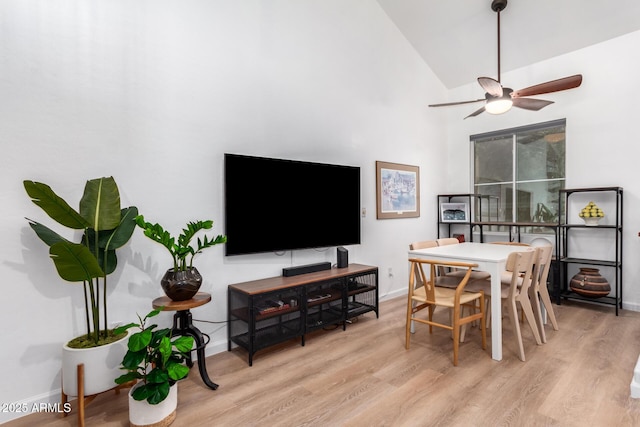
[{"left": 582, "top": 217, "right": 601, "bottom": 226}]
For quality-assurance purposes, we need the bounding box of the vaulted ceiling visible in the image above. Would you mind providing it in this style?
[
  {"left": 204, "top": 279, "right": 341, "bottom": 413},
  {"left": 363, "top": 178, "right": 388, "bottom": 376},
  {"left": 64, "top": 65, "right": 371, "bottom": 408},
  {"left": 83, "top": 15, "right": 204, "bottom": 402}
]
[{"left": 376, "top": 0, "right": 640, "bottom": 89}]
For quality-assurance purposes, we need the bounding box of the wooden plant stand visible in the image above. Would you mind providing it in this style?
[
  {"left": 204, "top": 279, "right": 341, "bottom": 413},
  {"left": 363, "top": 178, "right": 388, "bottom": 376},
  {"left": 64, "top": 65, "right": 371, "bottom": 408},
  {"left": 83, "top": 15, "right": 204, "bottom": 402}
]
[{"left": 60, "top": 363, "right": 134, "bottom": 427}]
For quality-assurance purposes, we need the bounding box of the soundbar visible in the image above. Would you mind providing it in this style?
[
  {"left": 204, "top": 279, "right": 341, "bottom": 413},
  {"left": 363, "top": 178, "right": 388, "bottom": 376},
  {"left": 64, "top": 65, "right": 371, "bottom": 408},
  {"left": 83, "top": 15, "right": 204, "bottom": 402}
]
[{"left": 283, "top": 262, "right": 332, "bottom": 277}]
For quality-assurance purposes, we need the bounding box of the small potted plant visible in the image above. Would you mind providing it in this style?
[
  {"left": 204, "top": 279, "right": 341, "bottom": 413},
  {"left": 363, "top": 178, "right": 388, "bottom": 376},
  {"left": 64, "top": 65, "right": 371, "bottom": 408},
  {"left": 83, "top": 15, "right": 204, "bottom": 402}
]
[
  {"left": 24, "top": 176, "right": 138, "bottom": 398},
  {"left": 115, "top": 308, "right": 194, "bottom": 426},
  {"left": 135, "top": 215, "right": 227, "bottom": 301}
]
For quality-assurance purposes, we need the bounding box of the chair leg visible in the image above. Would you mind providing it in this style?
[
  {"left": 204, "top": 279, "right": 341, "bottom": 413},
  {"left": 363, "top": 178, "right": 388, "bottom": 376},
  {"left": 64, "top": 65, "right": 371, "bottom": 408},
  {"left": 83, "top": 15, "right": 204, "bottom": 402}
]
[
  {"left": 405, "top": 298, "right": 413, "bottom": 350},
  {"left": 479, "top": 296, "right": 487, "bottom": 350},
  {"left": 519, "top": 294, "right": 542, "bottom": 346},
  {"left": 459, "top": 307, "right": 468, "bottom": 343},
  {"left": 485, "top": 296, "right": 492, "bottom": 329},
  {"left": 452, "top": 313, "right": 460, "bottom": 367},
  {"left": 428, "top": 305, "right": 435, "bottom": 334},
  {"left": 538, "top": 284, "right": 559, "bottom": 331},
  {"left": 529, "top": 286, "right": 547, "bottom": 343},
  {"left": 507, "top": 298, "right": 526, "bottom": 361}
]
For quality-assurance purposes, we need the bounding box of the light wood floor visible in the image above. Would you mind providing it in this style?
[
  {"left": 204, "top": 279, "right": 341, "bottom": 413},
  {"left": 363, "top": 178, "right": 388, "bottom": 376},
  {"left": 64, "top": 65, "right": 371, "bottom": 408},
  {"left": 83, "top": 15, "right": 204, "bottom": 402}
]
[{"left": 8, "top": 296, "right": 640, "bottom": 426}]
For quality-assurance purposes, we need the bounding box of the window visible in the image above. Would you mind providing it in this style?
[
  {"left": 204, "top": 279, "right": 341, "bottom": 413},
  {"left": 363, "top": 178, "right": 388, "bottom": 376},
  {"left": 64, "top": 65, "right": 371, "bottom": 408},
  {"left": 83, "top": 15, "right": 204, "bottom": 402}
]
[{"left": 472, "top": 119, "right": 565, "bottom": 226}]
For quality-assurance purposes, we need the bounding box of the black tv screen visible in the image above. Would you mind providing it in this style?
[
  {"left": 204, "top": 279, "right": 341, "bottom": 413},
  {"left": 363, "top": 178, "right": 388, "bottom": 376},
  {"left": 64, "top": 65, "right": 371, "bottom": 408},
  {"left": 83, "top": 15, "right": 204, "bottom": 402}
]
[{"left": 224, "top": 154, "right": 361, "bottom": 256}]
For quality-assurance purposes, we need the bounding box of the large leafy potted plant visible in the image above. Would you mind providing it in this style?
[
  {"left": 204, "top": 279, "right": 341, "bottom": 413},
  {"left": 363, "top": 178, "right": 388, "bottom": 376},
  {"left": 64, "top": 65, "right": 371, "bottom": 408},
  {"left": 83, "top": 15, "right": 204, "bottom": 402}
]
[
  {"left": 114, "top": 308, "right": 194, "bottom": 426},
  {"left": 24, "top": 176, "right": 138, "bottom": 396},
  {"left": 135, "top": 215, "right": 226, "bottom": 301}
]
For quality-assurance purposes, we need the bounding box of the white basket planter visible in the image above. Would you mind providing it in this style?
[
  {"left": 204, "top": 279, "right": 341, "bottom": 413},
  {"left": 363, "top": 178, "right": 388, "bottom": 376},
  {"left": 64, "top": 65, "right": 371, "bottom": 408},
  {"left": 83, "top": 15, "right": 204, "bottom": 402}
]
[{"left": 129, "top": 382, "right": 177, "bottom": 427}]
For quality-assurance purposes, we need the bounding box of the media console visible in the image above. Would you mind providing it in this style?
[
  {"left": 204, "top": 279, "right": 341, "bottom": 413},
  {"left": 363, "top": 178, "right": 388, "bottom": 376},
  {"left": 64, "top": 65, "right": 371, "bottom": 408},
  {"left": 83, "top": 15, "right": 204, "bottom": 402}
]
[{"left": 227, "top": 264, "right": 378, "bottom": 365}]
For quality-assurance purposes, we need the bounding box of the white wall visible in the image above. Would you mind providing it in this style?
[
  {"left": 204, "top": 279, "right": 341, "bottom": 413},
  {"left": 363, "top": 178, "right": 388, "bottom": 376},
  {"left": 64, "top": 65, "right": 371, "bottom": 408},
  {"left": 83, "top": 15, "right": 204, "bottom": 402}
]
[
  {"left": 0, "top": 1, "right": 448, "bottom": 421},
  {"left": 441, "top": 30, "right": 640, "bottom": 309}
]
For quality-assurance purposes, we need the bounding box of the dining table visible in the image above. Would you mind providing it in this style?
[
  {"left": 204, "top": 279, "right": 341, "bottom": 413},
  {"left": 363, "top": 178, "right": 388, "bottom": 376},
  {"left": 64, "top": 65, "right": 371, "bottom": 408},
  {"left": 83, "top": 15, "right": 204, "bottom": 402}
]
[{"left": 408, "top": 241, "right": 534, "bottom": 361}]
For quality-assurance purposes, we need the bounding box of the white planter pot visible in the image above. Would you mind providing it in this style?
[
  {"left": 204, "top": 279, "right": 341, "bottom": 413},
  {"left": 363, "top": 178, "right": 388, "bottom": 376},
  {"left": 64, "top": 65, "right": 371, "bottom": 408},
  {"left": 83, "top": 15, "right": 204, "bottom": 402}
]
[
  {"left": 62, "top": 332, "right": 129, "bottom": 397},
  {"left": 129, "top": 382, "right": 177, "bottom": 427}
]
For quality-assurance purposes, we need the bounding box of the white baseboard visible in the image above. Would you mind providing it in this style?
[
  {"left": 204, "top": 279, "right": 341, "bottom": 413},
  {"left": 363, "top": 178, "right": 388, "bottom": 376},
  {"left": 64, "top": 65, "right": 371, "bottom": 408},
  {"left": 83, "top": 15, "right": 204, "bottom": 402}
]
[{"left": 623, "top": 301, "right": 640, "bottom": 312}]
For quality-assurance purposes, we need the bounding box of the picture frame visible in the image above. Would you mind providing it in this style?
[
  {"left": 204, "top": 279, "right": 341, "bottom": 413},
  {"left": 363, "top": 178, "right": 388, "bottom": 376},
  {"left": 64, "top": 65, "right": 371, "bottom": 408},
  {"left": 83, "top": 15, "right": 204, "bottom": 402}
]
[
  {"left": 440, "top": 202, "right": 469, "bottom": 223},
  {"left": 376, "top": 161, "right": 420, "bottom": 219}
]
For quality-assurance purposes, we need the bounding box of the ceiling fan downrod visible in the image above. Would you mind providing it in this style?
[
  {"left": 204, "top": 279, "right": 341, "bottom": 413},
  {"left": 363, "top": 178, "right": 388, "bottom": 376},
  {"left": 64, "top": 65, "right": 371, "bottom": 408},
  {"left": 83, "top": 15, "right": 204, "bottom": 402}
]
[{"left": 491, "top": 0, "right": 507, "bottom": 83}]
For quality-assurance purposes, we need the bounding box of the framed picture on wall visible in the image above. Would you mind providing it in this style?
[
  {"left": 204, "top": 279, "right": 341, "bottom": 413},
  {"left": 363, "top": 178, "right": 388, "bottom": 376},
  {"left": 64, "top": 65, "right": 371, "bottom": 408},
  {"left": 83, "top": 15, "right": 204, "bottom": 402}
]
[
  {"left": 376, "top": 161, "right": 420, "bottom": 219},
  {"left": 440, "top": 202, "right": 469, "bottom": 223}
]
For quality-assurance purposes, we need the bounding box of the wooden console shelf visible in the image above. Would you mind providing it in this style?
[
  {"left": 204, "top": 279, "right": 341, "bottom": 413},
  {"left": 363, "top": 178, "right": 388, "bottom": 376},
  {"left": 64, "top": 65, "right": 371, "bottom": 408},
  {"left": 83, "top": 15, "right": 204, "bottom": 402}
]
[{"left": 227, "top": 263, "right": 378, "bottom": 365}]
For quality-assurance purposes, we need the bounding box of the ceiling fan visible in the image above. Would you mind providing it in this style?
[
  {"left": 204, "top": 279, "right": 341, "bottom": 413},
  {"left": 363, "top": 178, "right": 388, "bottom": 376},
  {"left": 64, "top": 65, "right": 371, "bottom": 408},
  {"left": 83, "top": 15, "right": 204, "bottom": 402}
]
[{"left": 429, "top": 0, "right": 583, "bottom": 119}]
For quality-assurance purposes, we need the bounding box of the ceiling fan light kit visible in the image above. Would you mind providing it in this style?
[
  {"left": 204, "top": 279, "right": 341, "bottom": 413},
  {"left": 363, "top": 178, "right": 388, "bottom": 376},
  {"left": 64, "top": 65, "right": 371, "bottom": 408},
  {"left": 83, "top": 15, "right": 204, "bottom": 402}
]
[
  {"left": 485, "top": 91, "right": 513, "bottom": 115},
  {"left": 429, "top": 0, "right": 582, "bottom": 119}
]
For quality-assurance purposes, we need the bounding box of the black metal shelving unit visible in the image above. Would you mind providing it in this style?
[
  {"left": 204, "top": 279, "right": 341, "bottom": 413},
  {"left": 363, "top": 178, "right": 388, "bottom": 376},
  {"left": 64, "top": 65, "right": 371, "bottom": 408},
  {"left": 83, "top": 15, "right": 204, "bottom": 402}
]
[
  {"left": 557, "top": 187, "right": 623, "bottom": 315},
  {"left": 437, "top": 194, "right": 499, "bottom": 242}
]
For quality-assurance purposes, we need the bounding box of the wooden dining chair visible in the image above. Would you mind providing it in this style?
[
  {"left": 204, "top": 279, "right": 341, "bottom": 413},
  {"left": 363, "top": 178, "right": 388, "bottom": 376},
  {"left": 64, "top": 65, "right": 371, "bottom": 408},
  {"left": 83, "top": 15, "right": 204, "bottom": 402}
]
[
  {"left": 406, "top": 258, "right": 487, "bottom": 366},
  {"left": 528, "top": 244, "right": 558, "bottom": 343},
  {"left": 466, "top": 249, "right": 541, "bottom": 361}
]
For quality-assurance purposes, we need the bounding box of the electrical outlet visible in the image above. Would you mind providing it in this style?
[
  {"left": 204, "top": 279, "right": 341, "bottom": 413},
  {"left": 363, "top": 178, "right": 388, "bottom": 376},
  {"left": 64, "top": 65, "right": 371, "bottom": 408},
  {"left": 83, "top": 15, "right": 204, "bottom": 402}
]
[{"left": 361, "top": 207, "right": 367, "bottom": 218}]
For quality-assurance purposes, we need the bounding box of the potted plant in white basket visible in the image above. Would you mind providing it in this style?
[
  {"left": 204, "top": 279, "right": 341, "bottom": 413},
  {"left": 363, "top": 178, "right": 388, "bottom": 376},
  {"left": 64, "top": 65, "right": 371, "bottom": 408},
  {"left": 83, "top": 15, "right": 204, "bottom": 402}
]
[
  {"left": 115, "top": 308, "right": 194, "bottom": 427},
  {"left": 24, "top": 177, "right": 138, "bottom": 398},
  {"left": 134, "top": 215, "right": 226, "bottom": 301}
]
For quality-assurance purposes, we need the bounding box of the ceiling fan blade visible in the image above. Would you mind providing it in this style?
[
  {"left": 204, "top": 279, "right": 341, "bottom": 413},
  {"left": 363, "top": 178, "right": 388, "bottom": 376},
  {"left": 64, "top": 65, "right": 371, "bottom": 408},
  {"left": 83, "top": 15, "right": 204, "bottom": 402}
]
[
  {"left": 512, "top": 97, "right": 554, "bottom": 111},
  {"left": 478, "top": 77, "right": 503, "bottom": 97},
  {"left": 429, "top": 99, "right": 485, "bottom": 107},
  {"left": 512, "top": 74, "right": 583, "bottom": 98},
  {"left": 464, "top": 106, "right": 486, "bottom": 119}
]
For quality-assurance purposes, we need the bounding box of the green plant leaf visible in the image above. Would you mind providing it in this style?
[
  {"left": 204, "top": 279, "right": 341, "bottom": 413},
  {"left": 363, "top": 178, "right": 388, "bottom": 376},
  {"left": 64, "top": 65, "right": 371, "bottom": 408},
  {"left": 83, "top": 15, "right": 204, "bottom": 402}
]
[
  {"left": 158, "top": 336, "right": 172, "bottom": 364},
  {"left": 172, "top": 335, "right": 194, "bottom": 353},
  {"left": 24, "top": 180, "right": 90, "bottom": 230},
  {"left": 197, "top": 233, "right": 228, "bottom": 253},
  {"left": 26, "top": 220, "right": 70, "bottom": 247},
  {"left": 113, "top": 322, "right": 138, "bottom": 335},
  {"left": 49, "top": 242, "right": 104, "bottom": 282},
  {"left": 121, "top": 349, "right": 145, "bottom": 370},
  {"left": 114, "top": 371, "right": 142, "bottom": 385},
  {"left": 167, "top": 361, "right": 190, "bottom": 381},
  {"left": 144, "top": 308, "right": 163, "bottom": 320},
  {"left": 131, "top": 383, "right": 151, "bottom": 402},
  {"left": 145, "top": 381, "right": 170, "bottom": 405},
  {"left": 103, "top": 206, "right": 139, "bottom": 249},
  {"left": 146, "top": 367, "right": 169, "bottom": 384},
  {"left": 83, "top": 231, "right": 118, "bottom": 275},
  {"left": 79, "top": 177, "right": 121, "bottom": 232},
  {"left": 128, "top": 329, "right": 152, "bottom": 352}
]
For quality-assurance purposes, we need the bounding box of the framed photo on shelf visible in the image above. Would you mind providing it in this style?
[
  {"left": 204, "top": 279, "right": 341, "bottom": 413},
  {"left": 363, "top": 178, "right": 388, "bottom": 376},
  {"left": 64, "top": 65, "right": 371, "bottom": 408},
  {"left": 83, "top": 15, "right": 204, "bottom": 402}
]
[
  {"left": 376, "top": 161, "right": 420, "bottom": 219},
  {"left": 440, "top": 202, "right": 469, "bottom": 223}
]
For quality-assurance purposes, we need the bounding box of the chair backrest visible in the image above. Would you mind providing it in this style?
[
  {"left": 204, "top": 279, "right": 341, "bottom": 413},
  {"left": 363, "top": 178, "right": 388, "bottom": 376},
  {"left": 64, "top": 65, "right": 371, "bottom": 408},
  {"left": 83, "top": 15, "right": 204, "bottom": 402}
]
[
  {"left": 436, "top": 238, "right": 460, "bottom": 246},
  {"left": 408, "top": 258, "right": 478, "bottom": 300},
  {"left": 531, "top": 245, "right": 553, "bottom": 290},
  {"left": 409, "top": 240, "right": 438, "bottom": 250},
  {"left": 491, "top": 241, "right": 530, "bottom": 246},
  {"left": 505, "top": 249, "right": 536, "bottom": 296}
]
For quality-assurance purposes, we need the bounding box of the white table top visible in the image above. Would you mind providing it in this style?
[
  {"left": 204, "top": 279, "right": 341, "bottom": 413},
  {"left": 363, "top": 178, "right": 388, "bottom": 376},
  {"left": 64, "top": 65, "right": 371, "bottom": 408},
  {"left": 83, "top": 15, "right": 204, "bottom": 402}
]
[{"left": 408, "top": 242, "right": 531, "bottom": 263}]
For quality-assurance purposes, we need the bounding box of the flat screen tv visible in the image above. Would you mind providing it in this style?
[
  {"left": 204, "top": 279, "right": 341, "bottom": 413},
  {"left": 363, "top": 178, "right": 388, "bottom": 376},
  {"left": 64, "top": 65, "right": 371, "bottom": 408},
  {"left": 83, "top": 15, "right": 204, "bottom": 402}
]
[{"left": 224, "top": 153, "right": 361, "bottom": 256}]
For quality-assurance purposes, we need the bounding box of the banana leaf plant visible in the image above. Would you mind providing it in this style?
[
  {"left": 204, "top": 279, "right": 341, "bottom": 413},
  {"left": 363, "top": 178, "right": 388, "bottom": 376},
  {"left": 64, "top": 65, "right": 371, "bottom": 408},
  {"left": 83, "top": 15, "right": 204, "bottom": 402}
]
[{"left": 24, "top": 177, "right": 138, "bottom": 347}]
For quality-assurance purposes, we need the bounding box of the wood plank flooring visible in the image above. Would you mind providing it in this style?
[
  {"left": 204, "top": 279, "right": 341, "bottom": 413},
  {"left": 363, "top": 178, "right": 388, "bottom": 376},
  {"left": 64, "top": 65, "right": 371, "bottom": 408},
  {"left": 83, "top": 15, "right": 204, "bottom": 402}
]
[{"left": 7, "top": 296, "right": 640, "bottom": 426}]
